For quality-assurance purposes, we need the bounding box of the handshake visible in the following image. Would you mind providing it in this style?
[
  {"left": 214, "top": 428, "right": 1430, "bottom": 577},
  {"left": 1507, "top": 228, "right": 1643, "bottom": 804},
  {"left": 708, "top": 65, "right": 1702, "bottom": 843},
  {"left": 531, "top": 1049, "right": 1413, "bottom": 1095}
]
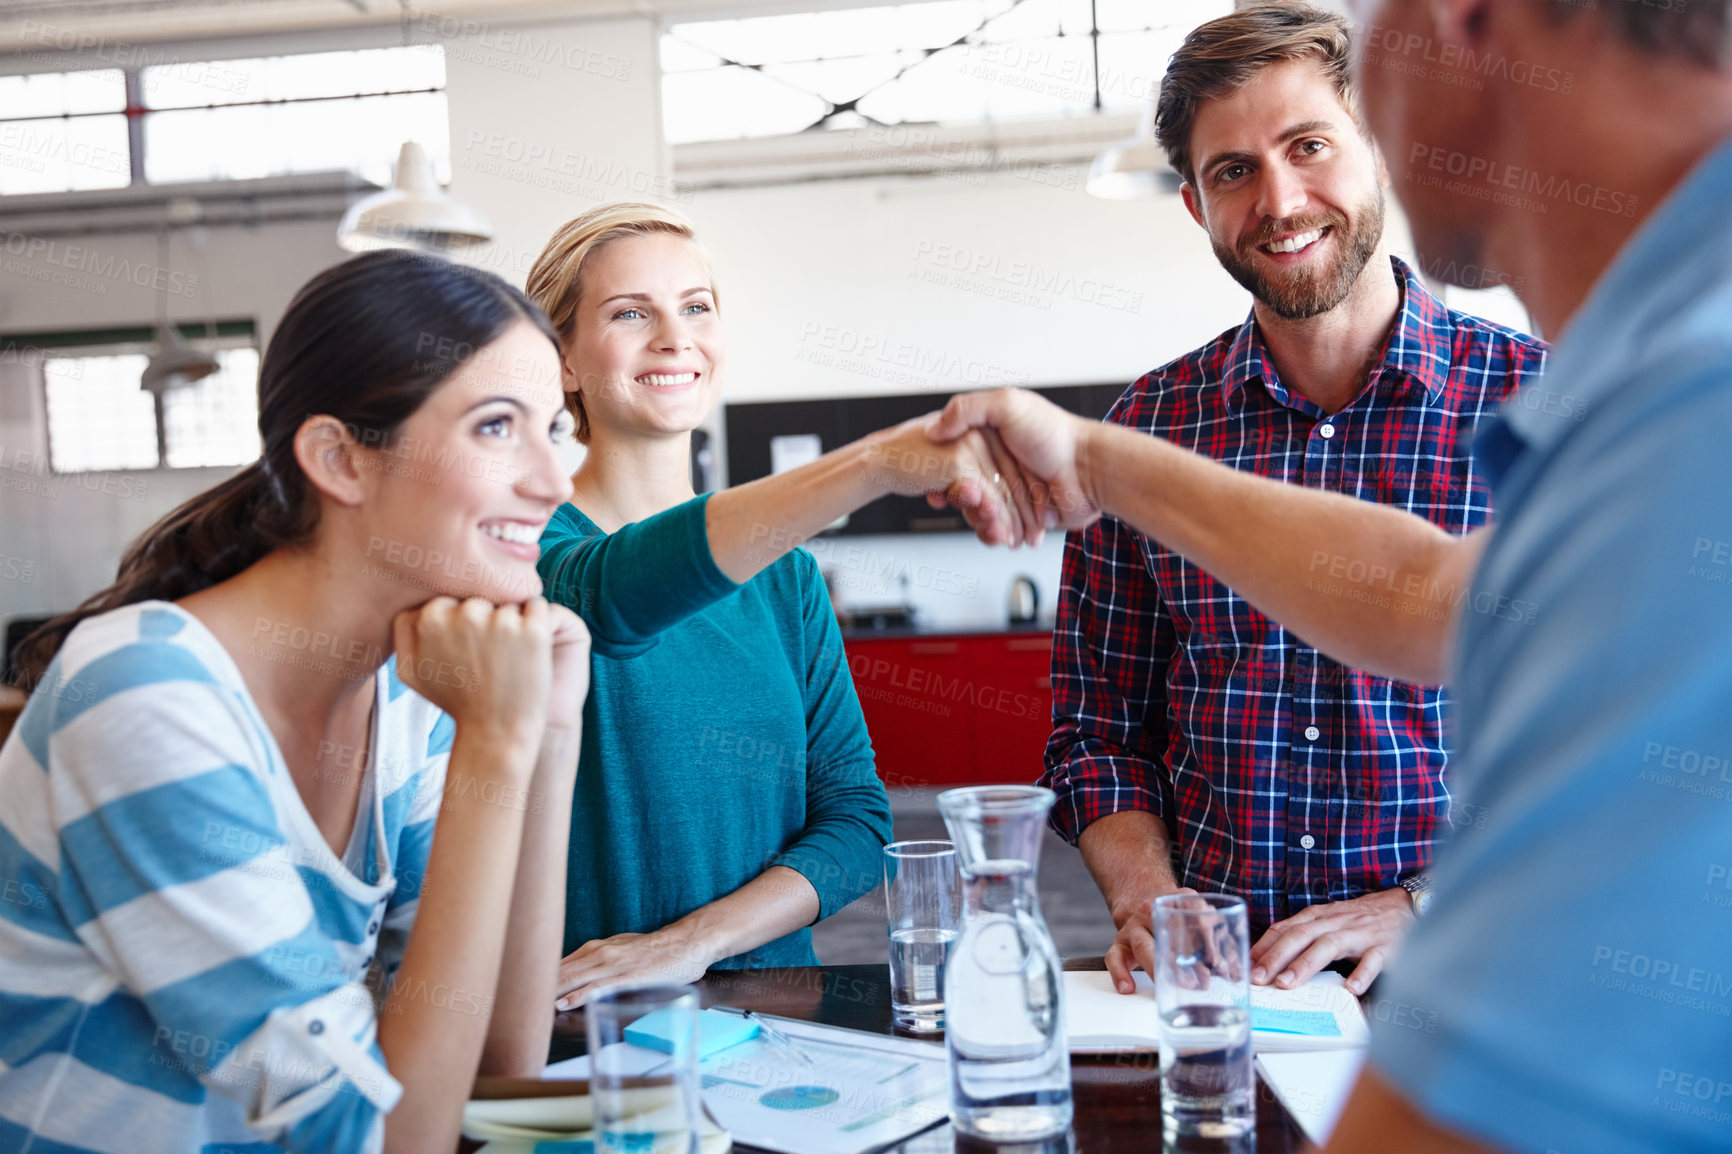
[{"left": 868, "top": 388, "right": 1109, "bottom": 550}]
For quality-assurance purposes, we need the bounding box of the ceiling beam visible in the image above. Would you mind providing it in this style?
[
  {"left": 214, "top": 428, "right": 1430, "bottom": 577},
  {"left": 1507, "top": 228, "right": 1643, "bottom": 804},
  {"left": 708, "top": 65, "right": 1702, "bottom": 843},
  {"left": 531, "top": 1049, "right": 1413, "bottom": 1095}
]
[{"left": 0, "top": 0, "right": 896, "bottom": 61}]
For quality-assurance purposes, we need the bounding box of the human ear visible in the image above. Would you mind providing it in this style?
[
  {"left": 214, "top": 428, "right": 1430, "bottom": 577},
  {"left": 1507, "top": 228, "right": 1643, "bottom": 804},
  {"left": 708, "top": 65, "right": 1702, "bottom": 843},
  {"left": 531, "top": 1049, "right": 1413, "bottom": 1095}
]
[
  {"left": 1180, "top": 182, "right": 1207, "bottom": 230},
  {"left": 1429, "top": 0, "right": 1493, "bottom": 45},
  {"left": 293, "top": 415, "right": 367, "bottom": 508}
]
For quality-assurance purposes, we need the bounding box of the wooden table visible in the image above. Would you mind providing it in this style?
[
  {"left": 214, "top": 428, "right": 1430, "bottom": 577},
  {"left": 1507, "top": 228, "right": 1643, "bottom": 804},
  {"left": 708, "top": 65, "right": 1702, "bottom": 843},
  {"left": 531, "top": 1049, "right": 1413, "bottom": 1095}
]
[{"left": 547, "top": 959, "right": 1309, "bottom": 1152}]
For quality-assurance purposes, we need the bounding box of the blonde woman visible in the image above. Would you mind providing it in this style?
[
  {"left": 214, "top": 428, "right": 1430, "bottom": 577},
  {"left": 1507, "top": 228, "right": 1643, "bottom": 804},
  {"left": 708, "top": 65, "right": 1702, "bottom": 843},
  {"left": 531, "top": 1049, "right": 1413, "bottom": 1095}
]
[{"left": 526, "top": 202, "right": 1037, "bottom": 1007}]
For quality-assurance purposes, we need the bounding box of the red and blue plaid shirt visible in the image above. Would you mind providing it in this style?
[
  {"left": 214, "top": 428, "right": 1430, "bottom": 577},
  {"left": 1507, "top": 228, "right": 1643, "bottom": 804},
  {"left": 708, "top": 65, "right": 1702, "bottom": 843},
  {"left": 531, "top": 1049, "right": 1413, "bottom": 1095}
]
[{"left": 1042, "top": 257, "right": 1548, "bottom": 931}]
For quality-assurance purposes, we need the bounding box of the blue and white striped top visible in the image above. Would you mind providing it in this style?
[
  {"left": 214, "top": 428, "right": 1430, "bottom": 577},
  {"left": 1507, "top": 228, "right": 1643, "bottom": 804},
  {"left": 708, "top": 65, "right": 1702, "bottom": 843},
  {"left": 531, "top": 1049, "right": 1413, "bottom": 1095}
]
[{"left": 0, "top": 601, "right": 452, "bottom": 1153}]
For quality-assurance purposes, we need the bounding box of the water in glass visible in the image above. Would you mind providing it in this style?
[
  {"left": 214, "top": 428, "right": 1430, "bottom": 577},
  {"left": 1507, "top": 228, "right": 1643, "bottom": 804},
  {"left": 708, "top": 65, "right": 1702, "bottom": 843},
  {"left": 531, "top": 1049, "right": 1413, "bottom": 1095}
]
[
  {"left": 1153, "top": 894, "right": 1255, "bottom": 1143},
  {"left": 939, "top": 787, "right": 1072, "bottom": 1142},
  {"left": 889, "top": 925, "right": 956, "bottom": 1027},
  {"left": 1159, "top": 1003, "right": 1254, "bottom": 1138}
]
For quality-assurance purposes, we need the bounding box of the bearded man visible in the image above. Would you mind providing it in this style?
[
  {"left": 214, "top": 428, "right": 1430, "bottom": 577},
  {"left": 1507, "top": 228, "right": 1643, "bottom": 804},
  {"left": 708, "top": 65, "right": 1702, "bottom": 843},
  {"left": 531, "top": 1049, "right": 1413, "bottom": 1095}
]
[{"left": 1041, "top": 3, "right": 1546, "bottom": 999}]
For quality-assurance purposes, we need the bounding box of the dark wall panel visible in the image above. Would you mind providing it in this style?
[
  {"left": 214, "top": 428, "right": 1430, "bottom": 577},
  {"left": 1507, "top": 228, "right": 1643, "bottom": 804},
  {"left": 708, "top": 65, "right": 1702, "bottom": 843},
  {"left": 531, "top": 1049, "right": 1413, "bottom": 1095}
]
[{"left": 723, "top": 384, "right": 1126, "bottom": 536}]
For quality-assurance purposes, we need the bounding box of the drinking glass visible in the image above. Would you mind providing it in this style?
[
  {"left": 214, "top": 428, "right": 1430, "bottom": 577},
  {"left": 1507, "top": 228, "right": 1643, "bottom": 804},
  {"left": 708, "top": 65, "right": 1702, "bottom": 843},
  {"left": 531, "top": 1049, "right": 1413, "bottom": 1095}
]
[
  {"left": 1153, "top": 893, "right": 1254, "bottom": 1142},
  {"left": 884, "top": 839, "right": 961, "bottom": 1031},
  {"left": 586, "top": 984, "right": 702, "bottom": 1154}
]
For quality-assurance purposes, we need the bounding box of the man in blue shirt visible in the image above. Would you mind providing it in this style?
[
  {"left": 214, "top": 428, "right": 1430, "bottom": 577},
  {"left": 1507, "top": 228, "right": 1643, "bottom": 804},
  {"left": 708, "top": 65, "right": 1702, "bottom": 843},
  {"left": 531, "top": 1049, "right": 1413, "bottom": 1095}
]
[{"left": 927, "top": 1, "right": 1732, "bottom": 1150}]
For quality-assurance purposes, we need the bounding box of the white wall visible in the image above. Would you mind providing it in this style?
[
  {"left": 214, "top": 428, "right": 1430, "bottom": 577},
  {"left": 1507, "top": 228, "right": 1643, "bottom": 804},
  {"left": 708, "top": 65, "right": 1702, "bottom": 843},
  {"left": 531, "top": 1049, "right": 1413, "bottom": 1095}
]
[
  {"left": 686, "top": 162, "right": 1530, "bottom": 409},
  {"left": 441, "top": 15, "right": 668, "bottom": 291},
  {"left": 690, "top": 168, "right": 1251, "bottom": 405},
  {"left": 0, "top": 219, "right": 344, "bottom": 626},
  {"left": 815, "top": 529, "right": 1068, "bottom": 632}
]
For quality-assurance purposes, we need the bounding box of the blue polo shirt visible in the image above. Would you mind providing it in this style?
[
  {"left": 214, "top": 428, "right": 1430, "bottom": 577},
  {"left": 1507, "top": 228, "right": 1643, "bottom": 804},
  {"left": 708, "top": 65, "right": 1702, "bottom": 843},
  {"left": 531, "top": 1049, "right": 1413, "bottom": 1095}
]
[{"left": 1370, "top": 138, "right": 1732, "bottom": 1152}]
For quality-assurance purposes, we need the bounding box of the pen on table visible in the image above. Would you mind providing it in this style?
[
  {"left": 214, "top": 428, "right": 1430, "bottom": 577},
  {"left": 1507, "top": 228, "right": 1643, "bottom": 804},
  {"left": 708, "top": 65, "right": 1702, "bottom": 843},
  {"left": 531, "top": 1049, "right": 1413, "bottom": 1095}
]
[{"left": 714, "top": 1006, "right": 817, "bottom": 1068}]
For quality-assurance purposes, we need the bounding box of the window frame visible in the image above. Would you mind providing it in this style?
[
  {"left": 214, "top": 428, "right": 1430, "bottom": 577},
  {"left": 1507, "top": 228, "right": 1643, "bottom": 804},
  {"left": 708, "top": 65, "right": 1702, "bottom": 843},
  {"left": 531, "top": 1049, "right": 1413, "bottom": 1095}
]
[
  {"left": 0, "top": 45, "right": 448, "bottom": 196},
  {"left": 4, "top": 319, "right": 262, "bottom": 475}
]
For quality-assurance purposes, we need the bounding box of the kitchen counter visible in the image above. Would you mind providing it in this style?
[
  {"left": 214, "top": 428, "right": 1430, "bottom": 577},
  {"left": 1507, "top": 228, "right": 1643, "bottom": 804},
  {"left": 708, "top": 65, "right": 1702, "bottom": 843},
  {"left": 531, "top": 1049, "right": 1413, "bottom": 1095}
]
[
  {"left": 840, "top": 627, "right": 1054, "bottom": 787},
  {"left": 837, "top": 620, "right": 1053, "bottom": 641}
]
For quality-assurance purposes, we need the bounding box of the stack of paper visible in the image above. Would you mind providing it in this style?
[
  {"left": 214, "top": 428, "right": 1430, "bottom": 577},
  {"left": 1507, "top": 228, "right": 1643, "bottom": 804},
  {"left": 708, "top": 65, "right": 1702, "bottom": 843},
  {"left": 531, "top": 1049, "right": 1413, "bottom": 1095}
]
[
  {"left": 1063, "top": 970, "right": 1370, "bottom": 1052},
  {"left": 1062, "top": 969, "right": 1371, "bottom": 1145},
  {"left": 540, "top": 1015, "right": 950, "bottom": 1154}
]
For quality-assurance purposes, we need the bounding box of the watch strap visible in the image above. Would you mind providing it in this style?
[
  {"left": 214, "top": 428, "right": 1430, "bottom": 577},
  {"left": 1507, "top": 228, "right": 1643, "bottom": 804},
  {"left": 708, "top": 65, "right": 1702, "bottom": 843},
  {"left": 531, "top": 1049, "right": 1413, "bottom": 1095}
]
[{"left": 1398, "top": 873, "right": 1432, "bottom": 916}]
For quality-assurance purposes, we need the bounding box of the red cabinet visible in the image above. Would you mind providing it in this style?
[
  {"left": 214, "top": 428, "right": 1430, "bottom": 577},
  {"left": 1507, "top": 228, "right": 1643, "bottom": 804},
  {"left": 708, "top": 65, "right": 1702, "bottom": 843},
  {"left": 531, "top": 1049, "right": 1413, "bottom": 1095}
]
[{"left": 844, "top": 630, "right": 1054, "bottom": 787}]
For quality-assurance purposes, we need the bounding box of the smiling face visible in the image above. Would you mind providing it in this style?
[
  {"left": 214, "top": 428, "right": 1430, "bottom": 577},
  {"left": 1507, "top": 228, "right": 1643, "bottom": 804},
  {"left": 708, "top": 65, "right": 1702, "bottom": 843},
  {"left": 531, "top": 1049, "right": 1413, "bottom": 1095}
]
[
  {"left": 562, "top": 232, "right": 723, "bottom": 443},
  {"left": 1183, "top": 56, "right": 1387, "bottom": 321},
  {"left": 358, "top": 319, "right": 572, "bottom": 604}
]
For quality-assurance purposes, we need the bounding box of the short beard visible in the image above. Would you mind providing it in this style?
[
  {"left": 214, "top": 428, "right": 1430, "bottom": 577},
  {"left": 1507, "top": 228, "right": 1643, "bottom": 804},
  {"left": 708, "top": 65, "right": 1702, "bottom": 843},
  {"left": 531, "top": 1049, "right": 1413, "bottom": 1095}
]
[{"left": 1212, "top": 190, "right": 1386, "bottom": 321}]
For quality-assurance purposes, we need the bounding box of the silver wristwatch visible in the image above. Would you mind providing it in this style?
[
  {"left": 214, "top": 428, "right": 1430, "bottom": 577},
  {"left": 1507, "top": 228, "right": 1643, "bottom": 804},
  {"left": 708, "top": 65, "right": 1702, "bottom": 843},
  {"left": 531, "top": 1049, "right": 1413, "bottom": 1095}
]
[{"left": 1398, "top": 873, "right": 1432, "bottom": 916}]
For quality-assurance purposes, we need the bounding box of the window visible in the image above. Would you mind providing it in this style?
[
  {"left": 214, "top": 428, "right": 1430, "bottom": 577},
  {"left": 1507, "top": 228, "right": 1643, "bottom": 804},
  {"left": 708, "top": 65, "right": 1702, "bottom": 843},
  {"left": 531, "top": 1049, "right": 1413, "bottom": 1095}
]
[
  {"left": 157, "top": 348, "right": 263, "bottom": 468},
  {"left": 0, "top": 46, "right": 448, "bottom": 195},
  {"left": 141, "top": 47, "right": 450, "bottom": 187},
  {"left": 24, "top": 325, "right": 261, "bottom": 473},
  {"left": 0, "top": 70, "right": 131, "bottom": 195},
  {"left": 43, "top": 354, "right": 157, "bottom": 473},
  {"left": 661, "top": 0, "right": 1231, "bottom": 144}
]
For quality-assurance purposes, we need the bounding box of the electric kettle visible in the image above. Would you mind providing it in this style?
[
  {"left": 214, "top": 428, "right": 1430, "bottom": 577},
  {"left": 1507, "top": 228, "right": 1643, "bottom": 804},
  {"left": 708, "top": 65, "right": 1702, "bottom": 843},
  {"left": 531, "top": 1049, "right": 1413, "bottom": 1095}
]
[{"left": 1007, "top": 576, "right": 1039, "bottom": 624}]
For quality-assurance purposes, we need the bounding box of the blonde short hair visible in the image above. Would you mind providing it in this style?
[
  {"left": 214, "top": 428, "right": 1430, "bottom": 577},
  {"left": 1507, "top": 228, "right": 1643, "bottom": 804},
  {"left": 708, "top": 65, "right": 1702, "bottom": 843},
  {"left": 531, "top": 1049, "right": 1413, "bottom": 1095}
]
[{"left": 525, "top": 201, "right": 718, "bottom": 444}]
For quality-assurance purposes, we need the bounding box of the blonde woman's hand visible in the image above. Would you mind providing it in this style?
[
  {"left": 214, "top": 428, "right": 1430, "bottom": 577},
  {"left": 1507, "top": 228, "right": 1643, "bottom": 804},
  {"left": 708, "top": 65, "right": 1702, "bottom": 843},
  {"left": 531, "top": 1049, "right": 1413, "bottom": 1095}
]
[
  {"left": 862, "top": 414, "right": 1042, "bottom": 546},
  {"left": 553, "top": 930, "right": 714, "bottom": 1011},
  {"left": 392, "top": 596, "right": 553, "bottom": 767}
]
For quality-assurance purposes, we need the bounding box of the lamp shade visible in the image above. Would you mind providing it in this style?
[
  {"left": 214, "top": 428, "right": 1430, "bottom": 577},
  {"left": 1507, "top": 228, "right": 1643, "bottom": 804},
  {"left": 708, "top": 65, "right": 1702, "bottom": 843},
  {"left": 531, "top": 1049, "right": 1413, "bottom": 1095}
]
[
  {"left": 141, "top": 327, "right": 219, "bottom": 395},
  {"left": 1086, "top": 136, "right": 1181, "bottom": 199},
  {"left": 337, "top": 141, "right": 493, "bottom": 252}
]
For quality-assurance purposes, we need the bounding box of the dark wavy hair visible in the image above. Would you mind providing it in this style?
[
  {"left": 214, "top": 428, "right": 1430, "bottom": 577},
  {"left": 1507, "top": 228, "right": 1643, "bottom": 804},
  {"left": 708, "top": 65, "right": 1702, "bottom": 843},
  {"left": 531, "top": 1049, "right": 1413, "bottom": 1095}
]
[{"left": 15, "top": 249, "right": 557, "bottom": 684}]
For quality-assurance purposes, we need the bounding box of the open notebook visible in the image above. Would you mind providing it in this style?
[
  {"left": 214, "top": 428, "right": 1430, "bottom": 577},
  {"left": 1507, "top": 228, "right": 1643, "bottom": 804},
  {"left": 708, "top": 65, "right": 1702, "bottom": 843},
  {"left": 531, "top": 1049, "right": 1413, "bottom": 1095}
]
[{"left": 1064, "top": 969, "right": 1370, "bottom": 1053}]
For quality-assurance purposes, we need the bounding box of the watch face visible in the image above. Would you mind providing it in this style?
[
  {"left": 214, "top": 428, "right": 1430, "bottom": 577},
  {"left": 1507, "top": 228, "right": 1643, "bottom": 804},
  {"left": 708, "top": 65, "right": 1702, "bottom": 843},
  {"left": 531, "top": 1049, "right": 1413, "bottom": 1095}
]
[{"left": 1414, "top": 889, "right": 1433, "bottom": 917}]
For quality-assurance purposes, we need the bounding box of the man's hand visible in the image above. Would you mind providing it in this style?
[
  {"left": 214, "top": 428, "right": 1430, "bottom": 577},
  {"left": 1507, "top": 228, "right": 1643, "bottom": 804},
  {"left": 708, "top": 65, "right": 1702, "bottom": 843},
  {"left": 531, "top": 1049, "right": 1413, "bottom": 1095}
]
[
  {"left": 925, "top": 388, "right": 1103, "bottom": 535},
  {"left": 1105, "top": 885, "right": 1201, "bottom": 994},
  {"left": 1250, "top": 888, "right": 1414, "bottom": 996}
]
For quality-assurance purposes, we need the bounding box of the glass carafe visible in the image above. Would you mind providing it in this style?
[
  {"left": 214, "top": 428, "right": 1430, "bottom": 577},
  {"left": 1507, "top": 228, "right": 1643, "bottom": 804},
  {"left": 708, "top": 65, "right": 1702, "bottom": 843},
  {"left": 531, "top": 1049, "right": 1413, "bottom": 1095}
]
[{"left": 937, "top": 785, "right": 1072, "bottom": 1141}]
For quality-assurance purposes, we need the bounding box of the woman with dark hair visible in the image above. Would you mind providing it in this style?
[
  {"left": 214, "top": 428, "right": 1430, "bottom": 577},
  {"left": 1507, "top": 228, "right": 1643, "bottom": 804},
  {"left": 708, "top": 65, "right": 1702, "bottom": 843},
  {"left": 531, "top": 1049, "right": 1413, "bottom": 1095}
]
[{"left": 0, "top": 250, "right": 590, "bottom": 1152}]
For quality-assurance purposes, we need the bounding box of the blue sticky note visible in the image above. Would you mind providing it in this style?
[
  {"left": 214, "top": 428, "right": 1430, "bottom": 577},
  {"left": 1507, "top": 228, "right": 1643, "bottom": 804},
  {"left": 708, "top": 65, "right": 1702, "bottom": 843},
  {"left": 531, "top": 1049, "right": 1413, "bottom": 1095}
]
[
  {"left": 624, "top": 1008, "right": 760, "bottom": 1057},
  {"left": 1252, "top": 1007, "right": 1341, "bottom": 1037}
]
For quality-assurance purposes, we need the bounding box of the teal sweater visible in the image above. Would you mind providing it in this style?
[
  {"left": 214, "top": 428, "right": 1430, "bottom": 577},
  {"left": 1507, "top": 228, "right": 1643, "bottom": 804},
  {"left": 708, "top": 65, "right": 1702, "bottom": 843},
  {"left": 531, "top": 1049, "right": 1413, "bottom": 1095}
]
[{"left": 537, "top": 496, "right": 892, "bottom": 968}]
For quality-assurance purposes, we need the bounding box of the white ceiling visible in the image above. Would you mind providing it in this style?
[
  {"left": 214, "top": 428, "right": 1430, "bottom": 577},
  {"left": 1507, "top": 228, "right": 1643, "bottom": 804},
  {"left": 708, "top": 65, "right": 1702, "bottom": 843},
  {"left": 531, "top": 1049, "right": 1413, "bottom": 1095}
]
[{"left": 0, "top": 0, "right": 894, "bottom": 54}]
